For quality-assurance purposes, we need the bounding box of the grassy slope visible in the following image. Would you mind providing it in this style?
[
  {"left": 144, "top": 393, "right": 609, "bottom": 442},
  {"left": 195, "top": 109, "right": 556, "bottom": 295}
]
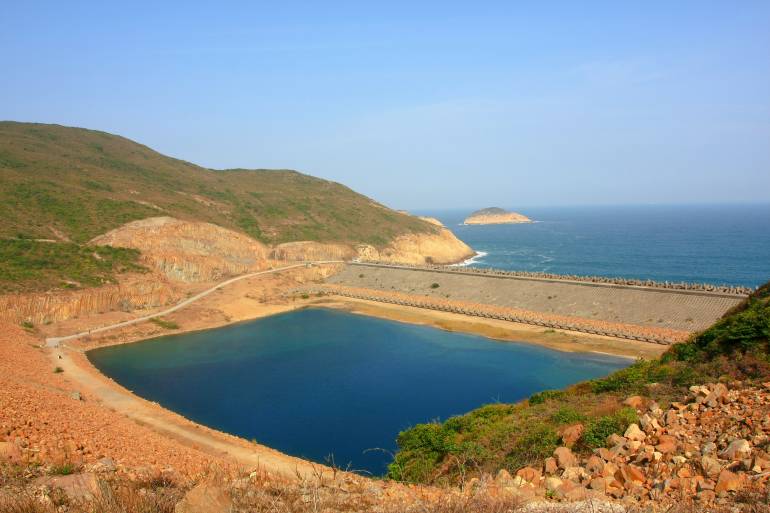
[
  {"left": 389, "top": 282, "right": 770, "bottom": 484},
  {"left": 0, "top": 239, "right": 146, "bottom": 293},
  {"left": 0, "top": 121, "right": 436, "bottom": 292},
  {"left": 0, "top": 121, "right": 434, "bottom": 245}
]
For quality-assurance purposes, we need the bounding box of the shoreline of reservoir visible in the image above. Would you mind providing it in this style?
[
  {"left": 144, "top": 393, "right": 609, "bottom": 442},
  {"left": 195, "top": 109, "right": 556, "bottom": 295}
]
[{"left": 33, "top": 263, "right": 672, "bottom": 481}]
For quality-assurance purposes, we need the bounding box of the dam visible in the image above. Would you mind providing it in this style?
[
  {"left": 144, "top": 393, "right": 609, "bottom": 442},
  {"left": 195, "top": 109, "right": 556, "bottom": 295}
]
[{"left": 323, "top": 263, "right": 747, "bottom": 342}]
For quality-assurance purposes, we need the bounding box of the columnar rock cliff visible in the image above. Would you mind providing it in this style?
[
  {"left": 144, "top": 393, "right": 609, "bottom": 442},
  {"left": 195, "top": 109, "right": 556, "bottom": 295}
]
[
  {"left": 91, "top": 217, "right": 270, "bottom": 283},
  {"left": 0, "top": 277, "right": 179, "bottom": 325},
  {"left": 270, "top": 241, "right": 356, "bottom": 262}
]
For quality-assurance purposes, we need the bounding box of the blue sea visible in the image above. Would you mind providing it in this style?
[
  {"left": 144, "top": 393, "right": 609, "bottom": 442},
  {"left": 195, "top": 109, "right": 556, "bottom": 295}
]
[
  {"left": 88, "top": 309, "right": 628, "bottom": 476},
  {"left": 419, "top": 204, "right": 770, "bottom": 288}
]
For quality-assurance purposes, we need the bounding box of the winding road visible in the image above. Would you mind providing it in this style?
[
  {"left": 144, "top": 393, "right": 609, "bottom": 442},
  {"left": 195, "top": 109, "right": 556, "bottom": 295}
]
[{"left": 46, "top": 260, "right": 344, "bottom": 347}]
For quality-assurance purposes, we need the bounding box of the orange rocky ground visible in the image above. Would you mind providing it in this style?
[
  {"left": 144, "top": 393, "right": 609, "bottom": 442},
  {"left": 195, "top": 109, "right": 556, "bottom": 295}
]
[{"left": 0, "top": 323, "right": 220, "bottom": 479}]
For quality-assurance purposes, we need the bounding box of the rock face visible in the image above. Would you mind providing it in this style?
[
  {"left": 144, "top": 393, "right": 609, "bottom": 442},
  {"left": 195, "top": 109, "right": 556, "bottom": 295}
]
[
  {"left": 464, "top": 207, "right": 532, "bottom": 225},
  {"left": 270, "top": 241, "right": 356, "bottom": 262},
  {"left": 355, "top": 228, "right": 474, "bottom": 265},
  {"left": 92, "top": 217, "right": 270, "bottom": 283},
  {"left": 0, "top": 275, "right": 179, "bottom": 325}
]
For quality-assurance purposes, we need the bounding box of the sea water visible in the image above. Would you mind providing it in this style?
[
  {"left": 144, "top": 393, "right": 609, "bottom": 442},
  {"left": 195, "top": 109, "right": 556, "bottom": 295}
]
[{"left": 419, "top": 204, "right": 770, "bottom": 288}]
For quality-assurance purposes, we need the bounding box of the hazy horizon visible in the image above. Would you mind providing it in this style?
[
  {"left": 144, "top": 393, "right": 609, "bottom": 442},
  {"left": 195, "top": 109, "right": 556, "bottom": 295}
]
[{"left": 3, "top": 1, "right": 769, "bottom": 210}]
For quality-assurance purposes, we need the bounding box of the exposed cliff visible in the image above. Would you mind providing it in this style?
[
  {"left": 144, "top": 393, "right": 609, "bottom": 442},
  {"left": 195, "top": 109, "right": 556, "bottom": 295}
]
[
  {"left": 91, "top": 217, "right": 270, "bottom": 283},
  {"left": 356, "top": 228, "right": 474, "bottom": 265},
  {"left": 0, "top": 275, "right": 179, "bottom": 325},
  {"left": 464, "top": 207, "right": 532, "bottom": 225},
  {"left": 270, "top": 241, "right": 356, "bottom": 262}
]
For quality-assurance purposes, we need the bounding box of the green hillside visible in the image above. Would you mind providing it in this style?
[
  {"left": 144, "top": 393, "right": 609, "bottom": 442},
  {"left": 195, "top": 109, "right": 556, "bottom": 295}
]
[
  {"left": 389, "top": 282, "right": 770, "bottom": 484},
  {"left": 0, "top": 121, "right": 434, "bottom": 245}
]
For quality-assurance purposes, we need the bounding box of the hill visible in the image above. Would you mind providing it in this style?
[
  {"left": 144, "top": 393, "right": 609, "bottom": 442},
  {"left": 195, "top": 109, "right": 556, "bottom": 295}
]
[
  {"left": 0, "top": 122, "right": 435, "bottom": 245},
  {"left": 0, "top": 122, "right": 472, "bottom": 292}
]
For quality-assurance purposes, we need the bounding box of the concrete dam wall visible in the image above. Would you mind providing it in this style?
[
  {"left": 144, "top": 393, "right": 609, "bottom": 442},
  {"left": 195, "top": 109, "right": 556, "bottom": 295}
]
[{"left": 327, "top": 264, "right": 744, "bottom": 333}]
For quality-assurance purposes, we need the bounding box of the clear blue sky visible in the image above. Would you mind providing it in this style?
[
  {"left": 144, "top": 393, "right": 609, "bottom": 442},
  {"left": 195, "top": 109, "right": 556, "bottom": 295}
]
[{"left": 2, "top": 1, "right": 769, "bottom": 210}]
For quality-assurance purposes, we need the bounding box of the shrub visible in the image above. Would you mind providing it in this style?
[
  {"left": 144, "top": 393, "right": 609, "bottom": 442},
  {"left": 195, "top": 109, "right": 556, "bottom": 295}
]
[
  {"left": 528, "top": 389, "right": 564, "bottom": 405},
  {"left": 54, "top": 366, "right": 64, "bottom": 373},
  {"left": 580, "top": 407, "right": 638, "bottom": 449},
  {"left": 150, "top": 317, "right": 179, "bottom": 330},
  {"left": 549, "top": 406, "right": 586, "bottom": 425},
  {"left": 49, "top": 462, "right": 75, "bottom": 475},
  {"left": 430, "top": 283, "right": 440, "bottom": 289},
  {"left": 504, "top": 424, "right": 560, "bottom": 470},
  {"left": 21, "top": 320, "right": 34, "bottom": 329}
]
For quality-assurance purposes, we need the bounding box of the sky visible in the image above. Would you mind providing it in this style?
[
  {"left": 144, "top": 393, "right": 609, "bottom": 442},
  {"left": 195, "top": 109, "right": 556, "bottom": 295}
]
[{"left": 2, "top": 1, "right": 769, "bottom": 210}]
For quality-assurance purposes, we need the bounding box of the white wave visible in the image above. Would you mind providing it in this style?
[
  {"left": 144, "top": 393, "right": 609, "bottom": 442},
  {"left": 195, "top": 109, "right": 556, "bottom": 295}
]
[{"left": 450, "top": 251, "right": 488, "bottom": 267}]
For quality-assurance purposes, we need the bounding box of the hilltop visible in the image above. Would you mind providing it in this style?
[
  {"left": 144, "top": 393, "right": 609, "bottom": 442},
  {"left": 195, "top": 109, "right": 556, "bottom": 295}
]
[
  {"left": 0, "top": 122, "right": 472, "bottom": 292},
  {"left": 464, "top": 207, "right": 532, "bottom": 225}
]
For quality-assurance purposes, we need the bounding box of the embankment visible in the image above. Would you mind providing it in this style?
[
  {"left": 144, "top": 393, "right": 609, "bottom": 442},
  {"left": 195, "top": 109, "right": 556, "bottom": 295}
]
[{"left": 328, "top": 264, "right": 744, "bottom": 333}]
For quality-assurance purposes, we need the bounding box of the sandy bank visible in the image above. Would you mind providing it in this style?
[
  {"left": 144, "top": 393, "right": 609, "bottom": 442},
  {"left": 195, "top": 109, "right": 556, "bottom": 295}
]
[{"left": 310, "top": 297, "right": 666, "bottom": 360}]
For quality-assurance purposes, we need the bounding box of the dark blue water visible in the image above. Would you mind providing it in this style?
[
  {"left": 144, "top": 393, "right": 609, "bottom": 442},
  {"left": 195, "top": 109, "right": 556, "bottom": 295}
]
[
  {"left": 418, "top": 204, "right": 770, "bottom": 288},
  {"left": 88, "top": 308, "right": 627, "bottom": 475}
]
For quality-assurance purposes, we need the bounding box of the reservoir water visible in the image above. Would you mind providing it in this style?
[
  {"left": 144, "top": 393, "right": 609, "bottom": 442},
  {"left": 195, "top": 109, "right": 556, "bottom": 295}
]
[{"left": 89, "top": 308, "right": 628, "bottom": 475}]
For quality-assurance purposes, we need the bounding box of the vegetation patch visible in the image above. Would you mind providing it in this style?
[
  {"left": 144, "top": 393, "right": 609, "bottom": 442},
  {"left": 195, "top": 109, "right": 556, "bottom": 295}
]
[
  {"left": 150, "top": 317, "right": 179, "bottom": 330},
  {"left": 0, "top": 240, "right": 145, "bottom": 293}
]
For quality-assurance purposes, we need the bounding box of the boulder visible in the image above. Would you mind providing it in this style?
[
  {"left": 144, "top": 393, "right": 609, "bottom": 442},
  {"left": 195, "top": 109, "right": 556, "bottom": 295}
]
[
  {"left": 515, "top": 466, "right": 541, "bottom": 484},
  {"left": 700, "top": 456, "right": 722, "bottom": 479},
  {"left": 624, "top": 424, "right": 646, "bottom": 442},
  {"left": 721, "top": 439, "right": 752, "bottom": 461},
  {"left": 553, "top": 447, "right": 577, "bottom": 470},
  {"left": 714, "top": 469, "right": 743, "bottom": 493},
  {"left": 175, "top": 479, "right": 233, "bottom": 513},
  {"left": 585, "top": 455, "right": 604, "bottom": 476},
  {"left": 36, "top": 473, "right": 102, "bottom": 501},
  {"left": 704, "top": 383, "right": 728, "bottom": 407},
  {"left": 623, "top": 396, "right": 645, "bottom": 410},
  {"left": 558, "top": 423, "right": 584, "bottom": 448},
  {"left": 655, "top": 434, "right": 677, "bottom": 454},
  {"left": 543, "top": 457, "right": 558, "bottom": 475},
  {"left": 495, "top": 469, "right": 514, "bottom": 486},
  {"left": 543, "top": 476, "right": 563, "bottom": 493}
]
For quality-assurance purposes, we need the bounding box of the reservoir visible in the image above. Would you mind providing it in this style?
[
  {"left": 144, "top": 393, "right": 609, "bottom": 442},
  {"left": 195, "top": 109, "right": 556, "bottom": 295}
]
[{"left": 88, "top": 308, "right": 628, "bottom": 475}]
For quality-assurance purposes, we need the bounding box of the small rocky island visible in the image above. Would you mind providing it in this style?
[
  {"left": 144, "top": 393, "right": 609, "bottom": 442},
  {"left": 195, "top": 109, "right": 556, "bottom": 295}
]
[{"left": 464, "top": 207, "right": 532, "bottom": 225}]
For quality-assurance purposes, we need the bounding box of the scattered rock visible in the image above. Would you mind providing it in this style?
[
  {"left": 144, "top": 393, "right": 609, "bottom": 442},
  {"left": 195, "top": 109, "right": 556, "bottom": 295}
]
[
  {"left": 720, "top": 439, "right": 751, "bottom": 461},
  {"left": 623, "top": 424, "right": 646, "bottom": 442},
  {"left": 558, "top": 423, "right": 584, "bottom": 448},
  {"left": 714, "top": 469, "right": 742, "bottom": 493},
  {"left": 553, "top": 447, "right": 577, "bottom": 470}
]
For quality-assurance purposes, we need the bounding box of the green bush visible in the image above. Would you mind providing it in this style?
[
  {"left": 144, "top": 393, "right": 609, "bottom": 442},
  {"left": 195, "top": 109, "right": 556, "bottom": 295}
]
[
  {"left": 549, "top": 406, "right": 586, "bottom": 425},
  {"left": 528, "top": 389, "right": 565, "bottom": 405},
  {"left": 580, "top": 407, "right": 638, "bottom": 448},
  {"left": 590, "top": 360, "right": 672, "bottom": 394},
  {"left": 504, "top": 424, "right": 560, "bottom": 470},
  {"left": 150, "top": 317, "right": 179, "bottom": 330}
]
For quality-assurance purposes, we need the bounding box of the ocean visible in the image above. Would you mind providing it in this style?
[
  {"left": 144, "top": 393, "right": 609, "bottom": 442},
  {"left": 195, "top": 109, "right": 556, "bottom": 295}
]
[{"left": 418, "top": 204, "right": 770, "bottom": 288}]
